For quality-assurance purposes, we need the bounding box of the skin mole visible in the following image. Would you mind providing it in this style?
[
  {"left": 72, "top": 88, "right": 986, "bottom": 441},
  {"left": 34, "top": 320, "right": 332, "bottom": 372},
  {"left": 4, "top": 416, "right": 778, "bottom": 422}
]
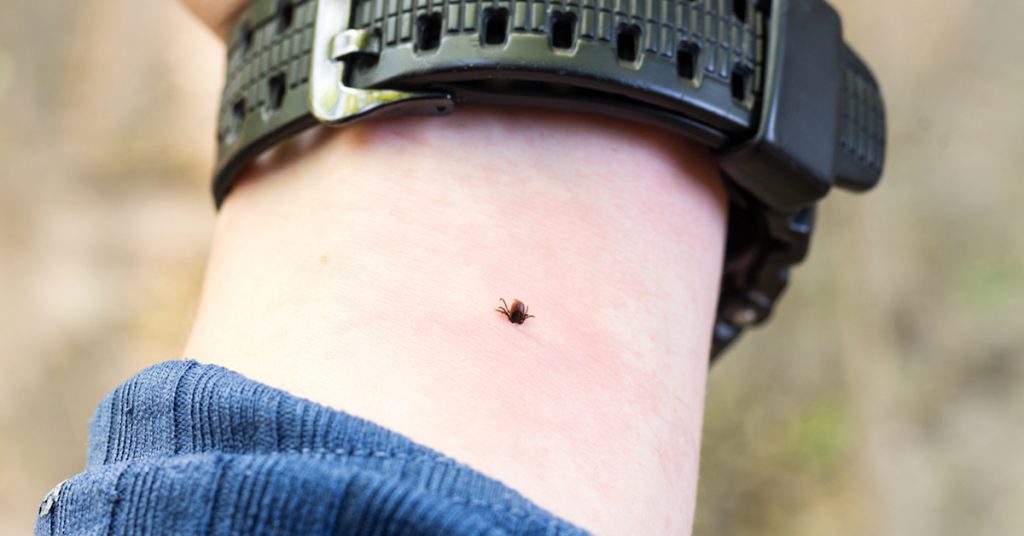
[{"left": 496, "top": 298, "right": 535, "bottom": 324}]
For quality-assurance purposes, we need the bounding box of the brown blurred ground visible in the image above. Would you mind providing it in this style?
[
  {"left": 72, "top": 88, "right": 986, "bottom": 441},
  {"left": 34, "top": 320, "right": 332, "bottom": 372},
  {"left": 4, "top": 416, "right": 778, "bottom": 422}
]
[{"left": 1, "top": 0, "right": 1021, "bottom": 534}]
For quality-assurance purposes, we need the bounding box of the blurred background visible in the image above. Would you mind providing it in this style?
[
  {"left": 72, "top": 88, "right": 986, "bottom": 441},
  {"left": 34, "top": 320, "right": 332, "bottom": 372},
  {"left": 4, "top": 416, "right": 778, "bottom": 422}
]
[{"left": 1, "top": 0, "right": 1021, "bottom": 534}]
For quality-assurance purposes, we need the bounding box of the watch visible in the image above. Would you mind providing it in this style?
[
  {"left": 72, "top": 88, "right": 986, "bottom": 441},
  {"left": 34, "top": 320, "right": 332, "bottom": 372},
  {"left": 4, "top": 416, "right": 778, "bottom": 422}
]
[{"left": 212, "top": 0, "right": 887, "bottom": 358}]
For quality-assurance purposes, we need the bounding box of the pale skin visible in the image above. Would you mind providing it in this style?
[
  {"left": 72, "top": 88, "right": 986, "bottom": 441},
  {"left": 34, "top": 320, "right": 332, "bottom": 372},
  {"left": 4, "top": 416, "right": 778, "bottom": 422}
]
[{"left": 180, "top": 1, "right": 728, "bottom": 534}]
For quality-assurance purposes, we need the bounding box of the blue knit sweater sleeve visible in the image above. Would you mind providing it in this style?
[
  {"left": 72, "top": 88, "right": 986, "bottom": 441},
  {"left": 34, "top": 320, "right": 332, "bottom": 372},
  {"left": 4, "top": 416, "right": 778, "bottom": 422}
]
[{"left": 35, "top": 360, "right": 588, "bottom": 535}]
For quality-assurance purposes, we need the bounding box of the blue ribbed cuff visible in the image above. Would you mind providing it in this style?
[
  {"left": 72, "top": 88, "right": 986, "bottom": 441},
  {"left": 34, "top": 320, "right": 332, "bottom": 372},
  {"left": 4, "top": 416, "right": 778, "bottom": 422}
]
[{"left": 36, "top": 360, "right": 586, "bottom": 535}]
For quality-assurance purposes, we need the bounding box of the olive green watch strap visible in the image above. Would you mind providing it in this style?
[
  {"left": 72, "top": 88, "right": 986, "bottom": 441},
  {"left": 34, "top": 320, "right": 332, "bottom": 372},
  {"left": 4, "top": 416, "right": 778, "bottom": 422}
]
[{"left": 211, "top": 0, "right": 886, "bottom": 358}]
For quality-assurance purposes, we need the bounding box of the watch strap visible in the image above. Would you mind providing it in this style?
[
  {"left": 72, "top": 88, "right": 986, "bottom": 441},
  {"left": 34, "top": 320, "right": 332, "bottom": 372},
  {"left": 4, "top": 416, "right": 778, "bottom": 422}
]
[{"left": 211, "top": 0, "right": 886, "bottom": 358}]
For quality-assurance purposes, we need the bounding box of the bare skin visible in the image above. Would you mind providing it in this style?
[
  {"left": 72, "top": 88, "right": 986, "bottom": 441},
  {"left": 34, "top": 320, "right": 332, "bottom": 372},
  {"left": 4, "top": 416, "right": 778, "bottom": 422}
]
[{"left": 180, "top": 1, "right": 728, "bottom": 534}]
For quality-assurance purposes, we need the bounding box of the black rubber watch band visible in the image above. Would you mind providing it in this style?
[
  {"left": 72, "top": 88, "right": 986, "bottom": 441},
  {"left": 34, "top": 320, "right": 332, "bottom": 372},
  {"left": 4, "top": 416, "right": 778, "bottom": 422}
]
[{"left": 213, "top": 0, "right": 886, "bottom": 359}]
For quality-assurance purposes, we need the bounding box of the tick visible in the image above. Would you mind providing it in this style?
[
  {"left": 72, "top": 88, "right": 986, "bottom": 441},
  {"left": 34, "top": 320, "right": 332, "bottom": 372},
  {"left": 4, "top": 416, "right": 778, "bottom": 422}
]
[{"left": 496, "top": 298, "right": 535, "bottom": 324}]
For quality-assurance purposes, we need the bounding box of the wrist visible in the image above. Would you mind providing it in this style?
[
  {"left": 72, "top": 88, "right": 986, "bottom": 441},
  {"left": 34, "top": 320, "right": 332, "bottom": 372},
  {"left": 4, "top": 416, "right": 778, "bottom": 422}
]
[
  {"left": 185, "top": 105, "right": 725, "bottom": 534},
  {"left": 188, "top": 105, "right": 727, "bottom": 390}
]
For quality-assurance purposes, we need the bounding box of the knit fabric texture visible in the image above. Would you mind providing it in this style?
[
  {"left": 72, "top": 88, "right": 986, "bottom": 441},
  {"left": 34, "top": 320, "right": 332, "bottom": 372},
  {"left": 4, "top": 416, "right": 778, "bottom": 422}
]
[{"left": 35, "top": 360, "right": 587, "bottom": 535}]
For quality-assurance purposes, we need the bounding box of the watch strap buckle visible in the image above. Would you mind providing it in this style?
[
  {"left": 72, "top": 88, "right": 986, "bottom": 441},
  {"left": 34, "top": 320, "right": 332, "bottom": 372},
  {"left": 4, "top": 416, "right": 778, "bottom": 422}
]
[{"left": 309, "top": 0, "right": 453, "bottom": 125}]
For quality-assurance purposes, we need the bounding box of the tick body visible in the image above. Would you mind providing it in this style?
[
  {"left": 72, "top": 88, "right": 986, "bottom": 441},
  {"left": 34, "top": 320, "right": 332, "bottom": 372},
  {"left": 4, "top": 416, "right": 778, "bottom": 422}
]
[{"left": 496, "top": 298, "right": 534, "bottom": 324}]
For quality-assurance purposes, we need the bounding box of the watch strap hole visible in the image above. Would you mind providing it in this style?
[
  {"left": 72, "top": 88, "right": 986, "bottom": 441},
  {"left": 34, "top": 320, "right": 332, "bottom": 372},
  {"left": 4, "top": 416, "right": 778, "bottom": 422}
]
[
  {"left": 733, "top": 0, "right": 749, "bottom": 24},
  {"left": 616, "top": 24, "right": 642, "bottom": 63},
  {"left": 550, "top": 11, "right": 577, "bottom": 50},
  {"left": 227, "top": 99, "right": 247, "bottom": 143},
  {"left": 481, "top": 7, "right": 509, "bottom": 46},
  {"left": 265, "top": 73, "right": 287, "bottom": 114},
  {"left": 676, "top": 42, "right": 701, "bottom": 80},
  {"left": 416, "top": 12, "right": 443, "bottom": 52},
  {"left": 277, "top": 1, "right": 295, "bottom": 32},
  {"left": 730, "top": 63, "right": 753, "bottom": 104}
]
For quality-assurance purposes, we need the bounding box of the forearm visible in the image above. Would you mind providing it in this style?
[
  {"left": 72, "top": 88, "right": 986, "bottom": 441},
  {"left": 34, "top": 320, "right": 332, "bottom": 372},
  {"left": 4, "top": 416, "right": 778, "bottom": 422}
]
[
  {"left": 181, "top": 4, "right": 726, "bottom": 533},
  {"left": 184, "top": 106, "right": 724, "bottom": 534}
]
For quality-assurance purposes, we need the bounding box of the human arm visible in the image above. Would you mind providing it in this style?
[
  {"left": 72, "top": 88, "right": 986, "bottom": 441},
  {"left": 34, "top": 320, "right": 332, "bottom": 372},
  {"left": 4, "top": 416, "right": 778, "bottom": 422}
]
[{"left": 180, "top": 2, "right": 727, "bottom": 533}]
